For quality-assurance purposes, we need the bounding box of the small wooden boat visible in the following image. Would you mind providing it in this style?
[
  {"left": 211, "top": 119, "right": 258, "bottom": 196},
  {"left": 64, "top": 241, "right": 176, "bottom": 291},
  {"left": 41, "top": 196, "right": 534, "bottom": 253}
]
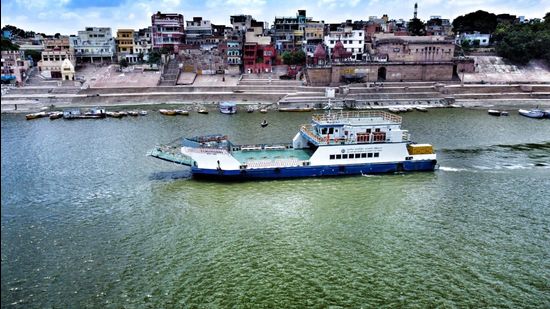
[
  {"left": 197, "top": 107, "right": 209, "bottom": 114},
  {"left": 139, "top": 110, "right": 148, "bottom": 116},
  {"left": 259, "top": 108, "right": 268, "bottom": 113},
  {"left": 260, "top": 120, "right": 269, "bottom": 128},
  {"left": 415, "top": 106, "right": 428, "bottom": 112},
  {"left": 159, "top": 109, "right": 177, "bottom": 116},
  {"left": 175, "top": 110, "right": 189, "bottom": 115},
  {"left": 49, "top": 111, "right": 63, "bottom": 120},
  {"left": 488, "top": 109, "right": 502, "bottom": 116},
  {"left": 26, "top": 111, "right": 47, "bottom": 120},
  {"left": 106, "top": 111, "right": 123, "bottom": 118},
  {"left": 247, "top": 106, "right": 255, "bottom": 113},
  {"left": 128, "top": 111, "right": 139, "bottom": 116},
  {"left": 389, "top": 107, "right": 401, "bottom": 113},
  {"left": 518, "top": 109, "right": 544, "bottom": 119}
]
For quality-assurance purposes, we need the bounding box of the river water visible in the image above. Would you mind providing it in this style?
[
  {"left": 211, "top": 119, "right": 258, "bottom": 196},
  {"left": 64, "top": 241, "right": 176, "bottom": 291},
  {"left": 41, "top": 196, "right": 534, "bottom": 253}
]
[{"left": 2, "top": 107, "right": 549, "bottom": 308}]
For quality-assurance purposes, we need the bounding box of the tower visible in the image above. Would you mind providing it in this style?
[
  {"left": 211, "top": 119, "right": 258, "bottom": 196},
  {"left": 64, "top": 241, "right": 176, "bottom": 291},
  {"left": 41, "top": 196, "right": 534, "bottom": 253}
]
[{"left": 414, "top": 3, "right": 418, "bottom": 19}]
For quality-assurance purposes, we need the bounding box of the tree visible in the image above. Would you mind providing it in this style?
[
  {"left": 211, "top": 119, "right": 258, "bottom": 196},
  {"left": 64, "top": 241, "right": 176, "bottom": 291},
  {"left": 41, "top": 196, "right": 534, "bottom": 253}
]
[
  {"left": 1, "top": 37, "right": 19, "bottom": 51},
  {"left": 281, "top": 50, "right": 306, "bottom": 65},
  {"left": 407, "top": 18, "right": 426, "bottom": 36},
  {"left": 25, "top": 50, "right": 42, "bottom": 64},
  {"left": 148, "top": 50, "right": 161, "bottom": 64},
  {"left": 452, "top": 10, "right": 497, "bottom": 34},
  {"left": 119, "top": 58, "right": 129, "bottom": 68}
]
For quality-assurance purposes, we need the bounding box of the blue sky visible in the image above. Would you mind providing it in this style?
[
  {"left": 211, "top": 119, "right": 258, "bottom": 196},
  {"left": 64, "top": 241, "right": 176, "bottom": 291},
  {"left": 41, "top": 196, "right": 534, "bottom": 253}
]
[{"left": 1, "top": 0, "right": 548, "bottom": 35}]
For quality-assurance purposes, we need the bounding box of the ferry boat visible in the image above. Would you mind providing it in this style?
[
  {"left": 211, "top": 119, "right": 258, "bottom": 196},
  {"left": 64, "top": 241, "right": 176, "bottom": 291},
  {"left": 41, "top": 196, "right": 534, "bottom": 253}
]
[{"left": 149, "top": 111, "right": 437, "bottom": 180}]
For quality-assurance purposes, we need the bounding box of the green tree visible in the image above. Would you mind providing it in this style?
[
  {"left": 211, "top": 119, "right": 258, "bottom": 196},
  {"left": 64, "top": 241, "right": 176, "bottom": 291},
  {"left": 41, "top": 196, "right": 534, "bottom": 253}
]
[
  {"left": 148, "top": 50, "right": 161, "bottom": 64},
  {"left": 407, "top": 18, "right": 426, "bottom": 36},
  {"left": 119, "top": 58, "right": 129, "bottom": 68},
  {"left": 452, "top": 10, "right": 498, "bottom": 34},
  {"left": 25, "top": 50, "right": 42, "bottom": 64},
  {"left": 281, "top": 50, "right": 306, "bottom": 65},
  {"left": 1, "top": 37, "right": 19, "bottom": 50}
]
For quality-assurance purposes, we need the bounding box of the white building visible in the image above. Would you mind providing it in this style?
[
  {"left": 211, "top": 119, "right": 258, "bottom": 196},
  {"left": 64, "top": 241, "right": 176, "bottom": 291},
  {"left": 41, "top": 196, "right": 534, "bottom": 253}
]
[
  {"left": 324, "top": 27, "right": 365, "bottom": 61},
  {"left": 456, "top": 32, "right": 491, "bottom": 47},
  {"left": 71, "top": 27, "right": 116, "bottom": 63}
]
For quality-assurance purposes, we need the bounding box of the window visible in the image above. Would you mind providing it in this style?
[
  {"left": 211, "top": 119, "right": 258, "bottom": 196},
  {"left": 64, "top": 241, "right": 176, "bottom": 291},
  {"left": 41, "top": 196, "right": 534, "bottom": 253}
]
[
  {"left": 330, "top": 154, "right": 335, "bottom": 160},
  {"left": 336, "top": 154, "right": 342, "bottom": 159},
  {"left": 368, "top": 153, "right": 373, "bottom": 158},
  {"left": 374, "top": 153, "right": 380, "bottom": 158},
  {"left": 361, "top": 153, "right": 367, "bottom": 158},
  {"left": 342, "top": 154, "right": 348, "bottom": 159},
  {"left": 355, "top": 153, "right": 361, "bottom": 158},
  {"left": 375, "top": 128, "right": 381, "bottom": 132}
]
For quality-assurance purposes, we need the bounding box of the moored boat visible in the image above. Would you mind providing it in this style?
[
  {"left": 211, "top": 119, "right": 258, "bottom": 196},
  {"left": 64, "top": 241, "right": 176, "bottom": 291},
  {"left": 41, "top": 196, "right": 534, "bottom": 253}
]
[
  {"left": 106, "top": 111, "right": 123, "bottom": 118},
  {"left": 518, "top": 109, "right": 545, "bottom": 119},
  {"left": 247, "top": 106, "right": 255, "bottom": 113},
  {"left": 48, "top": 111, "right": 63, "bottom": 120},
  {"left": 139, "top": 110, "right": 148, "bottom": 116},
  {"left": 159, "top": 109, "right": 177, "bottom": 116},
  {"left": 415, "top": 106, "right": 428, "bottom": 112},
  {"left": 128, "top": 111, "right": 139, "bottom": 116},
  {"left": 175, "top": 110, "right": 189, "bottom": 115},
  {"left": 198, "top": 107, "right": 209, "bottom": 114},
  {"left": 259, "top": 108, "right": 268, "bottom": 113},
  {"left": 220, "top": 102, "right": 237, "bottom": 114},
  {"left": 26, "top": 111, "right": 47, "bottom": 120},
  {"left": 63, "top": 107, "right": 106, "bottom": 119},
  {"left": 488, "top": 109, "right": 502, "bottom": 116},
  {"left": 149, "top": 110, "right": 437, "bottom": 180}
]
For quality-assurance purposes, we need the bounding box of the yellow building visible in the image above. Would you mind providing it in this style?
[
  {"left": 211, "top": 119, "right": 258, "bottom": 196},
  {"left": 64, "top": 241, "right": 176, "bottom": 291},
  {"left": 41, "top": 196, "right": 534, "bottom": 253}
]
[{"left": 116, "top": 29, "right": 136, "bottom": 63}]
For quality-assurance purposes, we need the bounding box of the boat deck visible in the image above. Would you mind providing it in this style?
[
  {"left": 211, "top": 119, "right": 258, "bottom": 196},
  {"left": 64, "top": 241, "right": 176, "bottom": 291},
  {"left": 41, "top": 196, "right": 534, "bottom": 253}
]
[{"left": 232, "top": 148, "right": 312, "bottom": 168}]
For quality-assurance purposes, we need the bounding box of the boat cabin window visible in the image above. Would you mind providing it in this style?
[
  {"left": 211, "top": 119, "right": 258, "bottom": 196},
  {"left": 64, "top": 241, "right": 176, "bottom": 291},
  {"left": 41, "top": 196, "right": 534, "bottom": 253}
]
[
  {"left": 361, "top": 153, "right": 367, "bottom": 158},
  {"left": 355, "top": 153, "right": 361, "bottom": 158},
  {"left": 366, "top": 129, "right": 371, "bottom": 133},
  {"left": 342, "top": 154, "right": 348, "bottom": 159},
  {"left": 374, "top": 153, "right": 380, "bottom": 157},
  {"left": 375, "top": 128, "right": 381, "bottom": 132},
  {"left": 368, "top": 153, "right": 373, "bottom": 158},
  {"left": 330, "top": 154, "right": 335, "bottom": 160},
  {"left": 336, "top": 154, "right": 342, "bottom": 159},
  {"left": 321, "top": 128, "right": 327, "bottom": 134}
]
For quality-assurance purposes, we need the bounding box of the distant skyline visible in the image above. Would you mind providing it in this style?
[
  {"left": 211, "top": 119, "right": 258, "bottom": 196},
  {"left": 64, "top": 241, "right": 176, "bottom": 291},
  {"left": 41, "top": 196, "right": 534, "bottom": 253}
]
[{"left": 1, "top": 0, "right": 548, "bottom": 35}]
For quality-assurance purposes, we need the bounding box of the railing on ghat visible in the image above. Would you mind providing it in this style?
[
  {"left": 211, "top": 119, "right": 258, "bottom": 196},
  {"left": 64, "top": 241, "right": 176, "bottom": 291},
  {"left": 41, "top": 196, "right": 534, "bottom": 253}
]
[{"left": 312, "top": 111, "right": 402, "bottom": 124}]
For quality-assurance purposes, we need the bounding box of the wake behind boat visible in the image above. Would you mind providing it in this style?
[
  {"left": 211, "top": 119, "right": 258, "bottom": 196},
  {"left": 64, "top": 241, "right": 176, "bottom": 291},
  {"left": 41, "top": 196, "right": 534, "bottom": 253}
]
[{"left": 149, "top": 111, "right": 437, "bottom": 180}]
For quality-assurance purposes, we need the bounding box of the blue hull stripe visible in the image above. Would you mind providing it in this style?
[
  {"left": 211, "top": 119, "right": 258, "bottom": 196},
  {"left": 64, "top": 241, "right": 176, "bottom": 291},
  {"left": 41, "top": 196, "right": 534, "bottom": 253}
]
[{"left": 191, "top": 160, "right": 436, "bottom": 180}]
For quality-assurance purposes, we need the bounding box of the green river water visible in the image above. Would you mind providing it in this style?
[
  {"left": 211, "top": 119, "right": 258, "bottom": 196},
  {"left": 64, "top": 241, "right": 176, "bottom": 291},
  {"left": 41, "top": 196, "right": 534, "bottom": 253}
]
[{"left": 1, "top": 107, "right": 549, "bottom": 308}]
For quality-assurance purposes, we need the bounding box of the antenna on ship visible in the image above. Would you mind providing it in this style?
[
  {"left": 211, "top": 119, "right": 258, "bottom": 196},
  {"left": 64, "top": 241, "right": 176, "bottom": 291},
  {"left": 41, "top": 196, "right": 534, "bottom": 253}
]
[{"left": 414, "top": 2, "right": 418, "bottom": 19}]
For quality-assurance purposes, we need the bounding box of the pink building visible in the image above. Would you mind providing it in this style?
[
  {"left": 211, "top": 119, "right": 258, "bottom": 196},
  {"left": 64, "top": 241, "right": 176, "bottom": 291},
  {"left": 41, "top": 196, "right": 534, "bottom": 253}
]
[{"left": 151, "top": 12, "right": 185, "bottom": 53}]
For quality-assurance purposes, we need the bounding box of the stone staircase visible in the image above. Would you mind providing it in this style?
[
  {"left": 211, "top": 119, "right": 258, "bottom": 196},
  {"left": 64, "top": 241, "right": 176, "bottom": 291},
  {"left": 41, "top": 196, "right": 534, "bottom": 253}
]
[{"left": 159, "top": 58, "right": 180, "bottom": 86}]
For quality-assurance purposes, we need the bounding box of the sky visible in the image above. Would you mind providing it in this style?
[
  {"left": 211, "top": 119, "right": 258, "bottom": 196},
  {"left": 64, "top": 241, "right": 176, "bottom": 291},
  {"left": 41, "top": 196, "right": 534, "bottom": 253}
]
[{"left": 1, "top": 0, "right": 548, "bottom": 35}]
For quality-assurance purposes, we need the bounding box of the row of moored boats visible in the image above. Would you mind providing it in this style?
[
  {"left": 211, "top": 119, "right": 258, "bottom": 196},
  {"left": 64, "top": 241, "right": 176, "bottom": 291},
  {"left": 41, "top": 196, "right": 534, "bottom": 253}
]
[
  {"left": 488, "top": 108, "right": 550, "bottom": 119},
  {"left": 26, "top": 108, "right": 148, "bottom": 120}
]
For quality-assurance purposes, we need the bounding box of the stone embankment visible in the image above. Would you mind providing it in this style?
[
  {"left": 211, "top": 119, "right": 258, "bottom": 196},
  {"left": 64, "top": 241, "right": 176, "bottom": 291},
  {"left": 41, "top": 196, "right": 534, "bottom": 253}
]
[{"left": 2, "top": 75, "right": 549, "bottom": 113}]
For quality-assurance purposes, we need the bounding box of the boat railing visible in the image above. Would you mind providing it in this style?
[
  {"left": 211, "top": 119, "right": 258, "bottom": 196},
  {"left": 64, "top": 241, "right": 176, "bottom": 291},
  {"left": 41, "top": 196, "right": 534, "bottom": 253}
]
[
  {"left": 235, "top": 144, "right": 292, "bottom": 151},
  {"left": 312, "top": 110, "right": 402, "bottom": 124},
  {"left": 301, "top": 125, "right": 391, "bottom": 145}
]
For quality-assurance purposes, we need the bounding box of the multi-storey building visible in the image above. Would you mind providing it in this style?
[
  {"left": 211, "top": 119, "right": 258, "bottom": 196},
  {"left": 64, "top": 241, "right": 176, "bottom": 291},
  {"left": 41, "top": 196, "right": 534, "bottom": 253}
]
[
  {"left": 151, "top": 12, "right": 185, "bottom": 53},
  {"left": 1, "top": 50, "right": 30, "bottom": 85},
  {"left": 116, "top": 29, "right": 137, "bottom": 63},
  {"left": 71, "top": 27, "right": 116, "bottom": 63},
  {"left": 186, "top": 17, "right": 213, "bottom": 46},
  {"left": 230, "top": 15, "right": 252, "bottom": 32},
  {"left": 425, "top": 16, "right": 452, "bottom": 36},
  {"left": 273, "top": 10, "right": 311, "bottom": 53},
  {"left": 135, "top": 27, "right": 152, "bottom": 61},
  {"left": 303, "top": 21, "right": 325, "bottom": 57},
  {"left": 324, "top": 25, "right": 365, "bottom": 61},
  {"left": 38, "top": 36, "right": 76, "bottom": 79}
]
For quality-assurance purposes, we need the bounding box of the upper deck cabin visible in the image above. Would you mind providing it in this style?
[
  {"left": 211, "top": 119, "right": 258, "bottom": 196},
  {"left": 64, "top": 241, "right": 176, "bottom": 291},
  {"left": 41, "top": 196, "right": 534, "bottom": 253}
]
[{"left": 299, "top": 111, "right": 410, "bottom": 146}]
